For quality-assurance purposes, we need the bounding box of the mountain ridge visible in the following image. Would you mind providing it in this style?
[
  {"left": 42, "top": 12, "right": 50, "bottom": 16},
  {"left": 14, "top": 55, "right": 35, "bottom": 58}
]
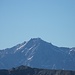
[
  {"left": 0, "top": 65, "right": 75, "bottom": 75},
  {"left": 0, "top": 38, "right": 75, "bottom": 70}
]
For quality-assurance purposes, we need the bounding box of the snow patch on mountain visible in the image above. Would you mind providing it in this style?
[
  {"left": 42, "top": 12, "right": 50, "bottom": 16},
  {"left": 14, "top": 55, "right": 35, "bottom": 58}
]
[
  {"left": 14, "top": 41, "right": 27, "bottom": 53},
  {"left": 25, "top": 43, "right": 40, "bottom": 56},
  {"left": 16, "top": 43, "right": 26, "bottom": 50},
  {"left": 28, "top": 56, "right": 33, "bottom": 60},
  {"left": 69, "top": 48, "right": 75, "bottom": 55}
]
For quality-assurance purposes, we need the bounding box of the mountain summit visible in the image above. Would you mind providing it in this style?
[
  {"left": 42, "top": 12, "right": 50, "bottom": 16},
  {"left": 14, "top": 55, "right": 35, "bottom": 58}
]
[{"left": 0, "top": 38, "right": 75, "bottom": 70}]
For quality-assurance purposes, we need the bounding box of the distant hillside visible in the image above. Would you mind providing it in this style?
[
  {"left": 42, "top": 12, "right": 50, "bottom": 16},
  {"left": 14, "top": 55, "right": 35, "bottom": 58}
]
[{"left": 0, "top": 65, "right": 75, "bottom": 75}]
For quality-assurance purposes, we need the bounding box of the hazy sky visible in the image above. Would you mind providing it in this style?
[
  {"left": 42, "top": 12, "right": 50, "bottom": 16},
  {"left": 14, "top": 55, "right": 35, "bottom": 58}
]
[{"left": 0, "top": 0, "right": 75, "bottom": 49}]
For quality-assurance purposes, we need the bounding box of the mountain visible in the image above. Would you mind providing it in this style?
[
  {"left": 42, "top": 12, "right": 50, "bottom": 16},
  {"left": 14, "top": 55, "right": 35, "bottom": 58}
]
[
  {"left": 0, "top": 38, "right": 75, "bottom": 70},
  {"left": 0, "top": 65, "right": 75, "bottom": 75}
]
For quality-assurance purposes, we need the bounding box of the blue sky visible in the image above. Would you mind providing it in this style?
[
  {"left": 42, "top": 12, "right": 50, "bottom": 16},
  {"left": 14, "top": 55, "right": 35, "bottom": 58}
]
[{"left": 0, "top": 0, "right": 75, "bottom": 49}]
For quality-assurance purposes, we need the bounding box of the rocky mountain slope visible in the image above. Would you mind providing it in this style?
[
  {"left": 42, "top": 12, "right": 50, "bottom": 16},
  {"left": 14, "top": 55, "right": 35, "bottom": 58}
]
[{"left": 0, "top": 38, "right": 75, "bottom": 70}]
